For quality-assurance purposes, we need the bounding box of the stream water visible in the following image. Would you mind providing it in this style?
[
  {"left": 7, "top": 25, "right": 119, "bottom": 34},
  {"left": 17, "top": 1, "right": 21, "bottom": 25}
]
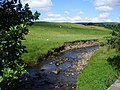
[{"left": 20, "top": 46, "right": 100, "bottom": 90}]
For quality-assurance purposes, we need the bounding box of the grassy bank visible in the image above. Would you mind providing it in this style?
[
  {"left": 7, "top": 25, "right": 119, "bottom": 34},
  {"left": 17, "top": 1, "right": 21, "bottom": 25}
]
[
  {"left": 22, "top": 22, "right": 111, "bottom": 63},
  {"left": 76, "top": 47, "right": 120, "bottom": 90}
]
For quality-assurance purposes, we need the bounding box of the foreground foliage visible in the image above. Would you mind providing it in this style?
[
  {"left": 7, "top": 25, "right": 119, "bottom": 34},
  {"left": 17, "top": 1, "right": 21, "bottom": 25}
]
[
  {"left": 0, "top": 0, "right": 39, "bottom": 89},
  {"left": 77, "top": 47, "right": 120, "bottom": 90}
]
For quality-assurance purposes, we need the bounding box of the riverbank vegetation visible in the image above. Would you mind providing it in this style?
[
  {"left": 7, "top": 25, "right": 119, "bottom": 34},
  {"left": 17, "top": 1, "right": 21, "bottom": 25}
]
[
  {"left": 76, "top": 47, "right": 120, "bottom": 90},
  {"left": 22, "top": 22, "right": 111, "bottom": 63}
]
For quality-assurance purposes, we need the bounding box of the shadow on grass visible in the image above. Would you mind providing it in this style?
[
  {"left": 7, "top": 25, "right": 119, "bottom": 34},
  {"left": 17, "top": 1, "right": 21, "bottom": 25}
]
[
  {"left": 107, "top": 55, "right": 120, "bottom": 71},
  {"left": 107, "top": 54, "right": 120, "bottom": 87}
]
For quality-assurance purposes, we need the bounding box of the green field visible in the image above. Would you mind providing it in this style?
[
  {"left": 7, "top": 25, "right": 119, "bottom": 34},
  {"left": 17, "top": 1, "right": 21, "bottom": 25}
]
[{"left": 22, "top": 22, "right": 111, "bottom": 63}]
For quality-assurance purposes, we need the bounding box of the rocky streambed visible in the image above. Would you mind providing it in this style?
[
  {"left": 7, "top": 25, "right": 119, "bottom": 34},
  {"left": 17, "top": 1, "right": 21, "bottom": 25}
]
[{"left": 20, "top": 40, "right": 101, "bottom": 90}]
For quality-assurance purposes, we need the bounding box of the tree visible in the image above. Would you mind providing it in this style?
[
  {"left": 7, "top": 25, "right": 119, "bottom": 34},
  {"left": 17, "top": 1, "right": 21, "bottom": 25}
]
[
  {"left": 34, "top": 11, "right": 41, "bottom": 21},
  {"left": 0, "top": 0, "right": 40, "bottom": 89},
  {"left": 107, "top": 24, "right": 120, "bottom": 51}
]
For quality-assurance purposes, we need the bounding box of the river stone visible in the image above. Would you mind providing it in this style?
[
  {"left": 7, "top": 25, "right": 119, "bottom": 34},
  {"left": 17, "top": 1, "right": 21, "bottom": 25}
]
[
  {"left": 52, "top": 69, "right": 61, "bottom": 75},
  {"left": 108, "top": 79, "right": 120, "bottom": 90}
]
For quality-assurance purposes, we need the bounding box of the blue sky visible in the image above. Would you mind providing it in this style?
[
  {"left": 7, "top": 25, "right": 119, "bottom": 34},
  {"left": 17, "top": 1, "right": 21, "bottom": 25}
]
[{"left": 1, "top": 0, "right": 120, "bottom": 22}]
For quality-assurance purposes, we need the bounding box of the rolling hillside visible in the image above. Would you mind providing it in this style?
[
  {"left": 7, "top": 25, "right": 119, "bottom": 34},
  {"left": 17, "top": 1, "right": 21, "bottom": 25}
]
[{"left": 22, "top": 22, "right": 111, "bottom": 63}]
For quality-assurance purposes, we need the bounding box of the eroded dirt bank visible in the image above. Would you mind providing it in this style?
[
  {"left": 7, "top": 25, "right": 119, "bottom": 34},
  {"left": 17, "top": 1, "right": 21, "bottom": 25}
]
[{"left": 44, "top": 39, "right": 100, "bottom": 58}]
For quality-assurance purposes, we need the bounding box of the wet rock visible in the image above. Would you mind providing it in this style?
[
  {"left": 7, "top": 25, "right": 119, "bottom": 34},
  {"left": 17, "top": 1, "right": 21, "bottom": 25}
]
[
  {"left": 52, "top": 69, "right": 62, "bottom": 75},
  {"left": 69, "top": 69, "right": 73, "bottom": 72},
  {"left": 58, "top": 83, "right": 64, "bottom": 87},
  {"left": 71, "top": 73, "right": 74, "bottom": 76},
  {"left": 55, "top": 85, "right": 60, "bottom": 89},
  {"left": 49, "top": 62, "right": 53, "bottom": 65},
  {"left": 66, "top": 84, "right": 69, "bottom": 86},
  {"left": 40, "top": 69, "right": 45, "bottom": 72},
  {"left": 72, "top": 87, "right": 74, "bottom": 89},
  {"left": 54, "top": 59, "right": 64, "bottom": 66},
  {"left": 65, "top": 73, "right": 70, "bottom": 77}
]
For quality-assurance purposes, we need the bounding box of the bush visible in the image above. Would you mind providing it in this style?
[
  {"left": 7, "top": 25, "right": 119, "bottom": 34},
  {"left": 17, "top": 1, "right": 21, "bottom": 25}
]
[
  {"left": 0, "top": 0, "right": 40, "bottom": 89},
  {"left": 107, "top": 24, "right": 120, "bottom": 51}
]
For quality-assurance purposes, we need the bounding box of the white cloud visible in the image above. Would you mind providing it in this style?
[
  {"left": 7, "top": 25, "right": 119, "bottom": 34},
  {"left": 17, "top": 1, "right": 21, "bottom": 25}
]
[
  {"left": 117, "top": 16, "right": 120, "bottom": 21},
  {"left": 43, "top": 15, "right": 112, "bottom": 22},
  {"left": 42, "top": 10, "right": 112, "bottom": 22},
  {"left": 44, "top": 17, "right": 67, "bottom": 21},
  {"left": 94, "top": 0, "right": 120, "bottom": 22},
  {"left": 79, "top": 11, "right": 84, "bottom": 15},
  {"left": 67, "top": 16, "right": 82, "bottom": 21},
  {"left": 44, "top": 13, "right": 66, "bottom": 21},
  {"left": 47, "top": 13, "right": 61, "bottom": 18},
  {"left": 96, "top": 6, "right": 112, "bottom": 12},
  {"left": 64, "top": 11, "right": 70, "bottom": 15},
  {"left": 95, "top": 0, "right": 120, "bottom": 7},
  {"left": 43, "top": 12, "right": 82, "bottom": 22},
  {"left": 83, "top": 17, "right": 112, "bottom": 22},
  {"left": 64, "top": 10, "right": 84, "bottom": 16},
  {"left": 43, "top": 12, "right": 111, "bottom": 22},
  {"left": 95, "top": 0, "right": 120, "bottom": 12},
  {"left": 23, "top": 0, "right": 52, "bottom": 10},
  {"left": 98, "top": 13, "right": 110, "bottom": 19}
]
